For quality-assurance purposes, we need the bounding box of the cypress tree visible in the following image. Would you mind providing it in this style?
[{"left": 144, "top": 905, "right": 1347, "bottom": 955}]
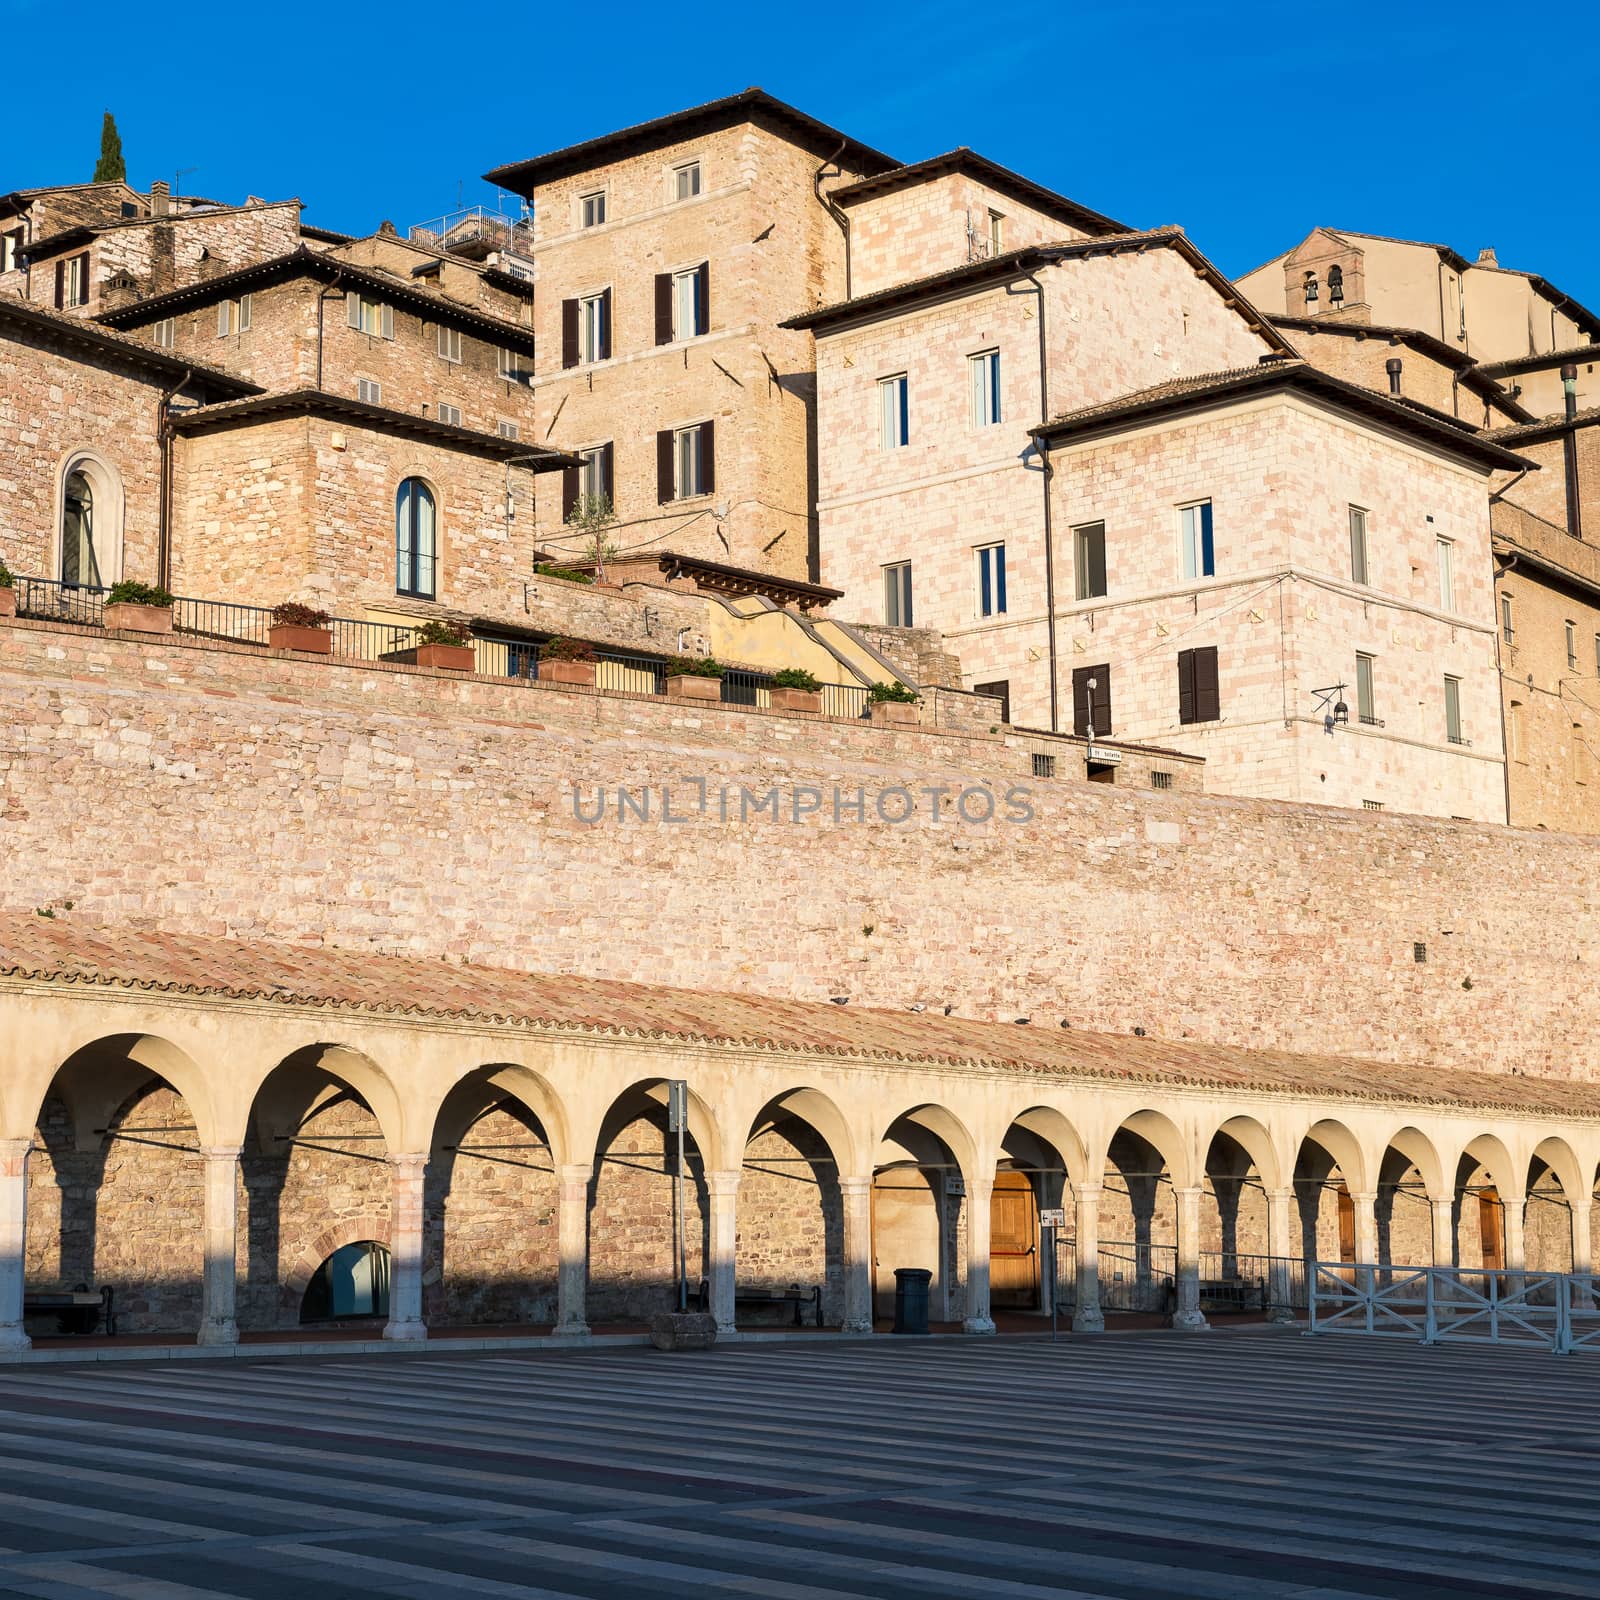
[{"left": 92, "top": 112, "right": 126, "bottom": 184}]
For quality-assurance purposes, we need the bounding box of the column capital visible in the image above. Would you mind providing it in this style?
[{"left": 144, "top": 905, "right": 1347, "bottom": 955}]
[
  {"left": 200, "top": 1145, "right": 243, "bottom": 1163},
  {"left": 0, "top": 1137, "right": 33, "bottom": 1160},
  {"left": 1349, "top": 1190, "right": 1378, "bottom": 1206},
  {"left": 705, "top": 1169, "right": 742, "bottom": 1198},
  {"left": 838, "top": 1175, "right": 874, "bottom": 1197},
  {"left": 388, "top": 1152, "right": 429, "bottom": 1179},
  {"left": 557, "top": 1162, "right": 593, "bottom": 1186},
  {"left": 1173, "top": 1184, "right": 1206, "bottom": 1202},
  {"left": 1267, "top": 1184, "right": 1296, "bottom": 1202},
  {"left": 1073, "top": 1181, "right": 1103, "bottom": 1199}
]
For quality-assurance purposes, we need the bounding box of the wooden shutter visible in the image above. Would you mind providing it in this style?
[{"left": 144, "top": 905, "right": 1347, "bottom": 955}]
[
  {"left": 1093, "top": 670, "right": 1111, "bottom": 737},
  {"left": 238, "top": 293, "right": 252, "bottom": 332},
  {"left": 1177, "top": 649, "right": 1196, "bottom": 726},
  {"left": 694, "top": 261, "right": 709, "bottom": 335},
  {"left": 75, "top": 251, "right": 90, "bottom": 304},
  {"left": 699, "top": 418, "right": 715, "bottom": 495},
  {"left": 217, "top": 301, "right": 231, "bottom": 337},
  {"left": 598, "top": 288, "right": 612, "bottom": 361},
  {"left": 600, "top": 441, "right": 615, "bottom": 501},
  {"left": 380, "top": 302, "right": 394, "bottom": 340},
  {"left": 654, "top": 273, "right": 673, "bottom": 345},
  {"left": 346, "top": 290, "right": 361, "bottom": 329},
  {"left": 54, "top": 260, "right": 64, "bottom": 309},
  {"left": 561, "top": 298, "right": 579, "bottom": 368},
  {"left": 561, "top": 466, "right": 579, "bottom": 522},
  {"left": 656, "top": 429, "right": 674, "bottom": 504},
  {"left": 1073, "top": 664, "right": 1111, "bottom": 738},
  {"left": 1194, "top": 645, "right": 1219, "bottom": 723}
]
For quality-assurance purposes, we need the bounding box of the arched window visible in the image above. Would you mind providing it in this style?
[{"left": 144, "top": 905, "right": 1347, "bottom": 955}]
[
  {"left": 1303, "top": 270, "right": 1319, "bottom": 308},
  {"left": 301, "top": 1241, "right": 391, "bottom": 1323},
  {"left": 1327, "top": 264, "right": 1345, "bottom": 306},
  {"left": 396, "top": 477, "right": 437, "bottom": 598},
  {"left": 61, "top": 469, "right": 99, "bottom": 588}
]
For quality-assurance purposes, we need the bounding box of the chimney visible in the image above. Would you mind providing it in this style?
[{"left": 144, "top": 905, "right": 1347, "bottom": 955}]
[
  {"left": 149, "top": 180, "right": 170, "bottom": 218},
  {"left": 1476, "top": 246, "right": 1498, "bottom": 268},
  {"left": 1385, "top": 357, "right": 1403, "bottom": 395},
  {"left": 1561, "top": 363, "right": 1583, "bottom": 539},
  {"left": 1562, "top": 361, "right": 1579, "bottom": 421}
]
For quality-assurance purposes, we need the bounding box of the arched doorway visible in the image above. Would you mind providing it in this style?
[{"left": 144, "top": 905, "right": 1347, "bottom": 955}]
[
  {"left": 871, "top": 1105, "right": 975, "bottom": 1326},
  {"left": 989, "top": 1169, "right": 1039, "bottom": 1310},
  {"left": 56, "top": 453, "right": 123, "bottom": 590},
  {"left": 301, "top": 1241, "right": 390, "bottom": 1323}
]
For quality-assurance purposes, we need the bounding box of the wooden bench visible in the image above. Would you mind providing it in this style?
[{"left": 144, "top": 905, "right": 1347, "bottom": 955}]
[
  {"left": 693, "top": 1280, "right": 822, "bottom": 1327},
  {"left": 24, "top": 1285, "right": 116, "bottom": 1337},
  {"left": 1198, "top": 1276, "right": 1265, "bottom": 1314}
]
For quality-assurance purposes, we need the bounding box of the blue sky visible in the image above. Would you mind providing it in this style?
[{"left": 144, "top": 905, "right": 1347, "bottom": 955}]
[{"left": 8, "top": 0, "right": 1596, "bottom": 301}]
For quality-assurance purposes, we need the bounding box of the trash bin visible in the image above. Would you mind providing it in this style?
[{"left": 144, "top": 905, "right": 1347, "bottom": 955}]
[{"left": 892, "top": 1267, "right": 932, "bottom": 1335}]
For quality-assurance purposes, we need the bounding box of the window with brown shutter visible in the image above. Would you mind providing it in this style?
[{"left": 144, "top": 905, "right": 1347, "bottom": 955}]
[
  {"left": 694, "top": 260, "right": 709, "bottom": 335},
  {"left": 1072, "top": 664, "right": 1111, "bottom": 738},
  {"left": 1177, "top": 645, "right": 1219, "bottom": 725},
  {"left": 561, "top": 298, "right": 579, "bottom": 369},
  {"left": 54, "top": 260, "right": 65, "bottom": 309},
  {"left": 699, "top": 418, "right": 715, "bottom": 495},
  {"left": 600, "top": 440, "right": 615, "bottom": 501},
  {"left": 598, "top": 288, "right": 612, "bottom": 361},
  {"left": 654, "top": 273, "right": 672, "bottom": 345},
  {"left": 656, "top": 429, "right": 674, "bottom": 504},
  {"left": 561, "top": 466, "right": 579, "bottom": 522}
]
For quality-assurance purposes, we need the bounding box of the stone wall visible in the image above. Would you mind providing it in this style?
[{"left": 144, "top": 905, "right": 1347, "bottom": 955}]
[{"left": 4, "top": 617, "right": 1600, "bottom": 1083}]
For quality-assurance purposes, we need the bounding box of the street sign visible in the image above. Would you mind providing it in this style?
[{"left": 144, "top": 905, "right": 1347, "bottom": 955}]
[
  {"left": 666, "top": 1079, "right": 687, "bottom": 1132},
  {"left": 1086, "top": 746, "right": 1123, "bottom": 764},
  {"left": 1039, "top": 1207, "right": 1067, "bottom": 1229}
]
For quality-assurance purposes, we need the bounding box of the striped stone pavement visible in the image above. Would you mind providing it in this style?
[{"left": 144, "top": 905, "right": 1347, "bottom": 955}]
[{"left": 0, "top": 1329, "right": 1590, "bottom": 1597}]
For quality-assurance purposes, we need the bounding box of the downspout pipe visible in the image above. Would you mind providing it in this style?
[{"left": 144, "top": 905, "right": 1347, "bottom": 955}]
[
  {"left": 316, "top": 267, "right": 346, "bottom": 391},
  {"left": 1492, "top": 550, "right": 1518, "bottom": 826},
  {"left": 812, "top": 139, "right": 852, "bottom": 301},
  {"left": 156, "top": 367, "right": 193, "bottom": 592},
  {"left": 1562, "top": 363, "right": 1582, "bottom": 540},
  {"left": 1019, "top": 268, "right": 1058, "bottom": 731}
]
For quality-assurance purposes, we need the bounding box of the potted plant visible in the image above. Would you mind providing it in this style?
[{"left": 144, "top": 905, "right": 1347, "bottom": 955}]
[
  {"left": 868, "top": 680, "right": 921, "bottom": 726},
  {"left": 411, "top": 619, "right": 475, "bottom": 672},
  {"left": 268, "top": 601, "right": 332, "bottom": 654},
  {"left": 103, "top": 579, "right": 175, "bottom": 635},
  {"left": 769, "top": 667, "right": 823, "bottom": 714},
  {"left": 0, "top": 558, "right": 15, "bottom": 620},
  {"left": 538, "top": 635, "right": 598, "bottom": 687},
  {"left": 664, "top": 655, "right": 724, "bottom": 702}
]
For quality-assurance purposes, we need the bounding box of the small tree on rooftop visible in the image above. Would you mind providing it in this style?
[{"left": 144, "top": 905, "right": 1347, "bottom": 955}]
[
  {"left": 92, "top": 112, "right": 126, "bottom": 184},
  {"left": 564, "top": 492, "right": 619, "bottom": 583}
]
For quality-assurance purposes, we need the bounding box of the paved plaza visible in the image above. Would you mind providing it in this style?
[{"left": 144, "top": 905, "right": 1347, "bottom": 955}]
[{"left": 0, "top": 1330, "right": 1590, "bottom": 1598}]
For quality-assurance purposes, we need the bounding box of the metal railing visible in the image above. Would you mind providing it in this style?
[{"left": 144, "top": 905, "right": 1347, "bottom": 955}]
[
  {"left": 1309, "top": 1263, "right": 1600, "bottom": 1354},
  {"left": 595, "top": 650, "right": 667, "bottom": 696},
  {"left": 1055, "top": 1239, "right": 1308, "bottom": 1318},
  {"left": 16, "top": 576, "right": 107, "bottom": 627}
]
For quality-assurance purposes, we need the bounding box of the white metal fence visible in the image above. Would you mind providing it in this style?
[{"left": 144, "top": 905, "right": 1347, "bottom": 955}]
[{"left": 1309, "top": 1264, "right": 1600, "bottom": 1354}]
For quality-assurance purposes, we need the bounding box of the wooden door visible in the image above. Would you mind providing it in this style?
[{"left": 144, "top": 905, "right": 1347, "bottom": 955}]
[
  {"left": 1478, "top": 1187, "right": 1505, "bottom": 1272},
  {"left": 990, "top": 1171, "right": 1039, "bottom": 1308},
  {"left": 1336, "top": 1182, "right": 1355, "bottom": 1263}
]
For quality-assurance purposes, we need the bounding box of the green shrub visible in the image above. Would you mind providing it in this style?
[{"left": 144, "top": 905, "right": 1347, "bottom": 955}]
[
  {"left": 415, "top": 620, "right": 472, "bottom": 648},
  {"left": 0, "top": 558, "right": 15, "bottom": 589},
  {"left": 664, "top": 655, "right": 724, "bottom": 679},
  {"left": 539, "top": 635, "right": 597, "bottom": 662},
  {"left": 772, "top": 668, "right": 821, "bottom": 692},
  {"left": 868, "top": 680, "right": 920, "bottom": 704},
  {"left": 106, "top": 579, "right": 174, "bottom": 608},
  {"left": 534, "top": 562, "right": 594, "bottom": 586},
  {"left": 271, "top": 601, "right": 330, "bottom": 628}
]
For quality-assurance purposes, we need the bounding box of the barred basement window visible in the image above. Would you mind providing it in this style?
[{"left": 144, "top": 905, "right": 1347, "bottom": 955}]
[
  {"left": 1413, "top": 941, "right": 1427, "bottom": 963},
  {"left": 1363, "top": 799, "right": 1384, "bottom": 811},
  {"left": 1150, "top": 770, "right": 1173, "bottom": 790},
  {"left": 1032, "top": 753, "right": 1055, "bottom": 778}
]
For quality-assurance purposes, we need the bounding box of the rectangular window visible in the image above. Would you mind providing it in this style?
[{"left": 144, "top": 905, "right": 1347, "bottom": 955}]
[
  {"left": 437, "top": 324, "right": 462, "bottom": 363},
  {"left": 579, "top": 292, "right": 608, "bottom": 363},
  {"left": 580, "top": 190, "right": 606, "bottom": 228},
  {"left": 969, "top": 349, "right": 1001, "bottom": 427},
  {"left": 1032, "top": 753, "right": 1056, "bottom": 779},
  {"left": 1074, "top": 522, "right": 1107, "bottom": 601},
  {"left": 1177, "top": 645, "right": 1220, "bottom": 725},
  {"left": 64, "top": 252, "right": 89, "bottom": 307},
  {"left": 580, "top": 444, "right": 611, "bottom": 503},
  {"left": 674, "top": 423, "right": 708, "bottom": 498},
  {"left": 437, "top": 402, "right": 461, "bottom": 427},
  {"left": 974, "top": 680, "right": 1011, "bottom": 722},
  {"left": 152, "top": 317, "right": 175, "bottom": 349},
  {"left": 988, "top": 210, "right": 1005, "bottom": 253},
  {"left": 1355, "top": 652, "right": 1376, "bottom": 725},
  {"left": 1594, "top": 634, "right": 1600, "bottom": 678},
  {"left": 673, "top": 161, "right": 702, "bottom": 201},
  {"left": 672, "top": 264, "right": 708, "bottom": 339},
  {"left": 357, "top": 377, "right": 382, "bottom": 405},
  {"left": 1444, "top": 674, "right": 1464, "bottom": 745},
  {"left": 1501, "top": 594, "right": 1514, "bottom": 643},
  {"left": 1072, "top": 664, "right": 1111, "bottom": 738},
  {"left": 879, "top": 374, "right": 909, "bottom": 450},
  {"left": 216, "top": 297, "right": 247, "bottom": 336},
  {"left": 1180, "top": 500, "right": 1214, "bottom": 579},
  {"left": 0, "top": 228, "right": 21, "bottom": 273},
  {"left": 1436, "top": 536, "right": 1455, "bottom": 612},
  {"left": 346, "top": 292, "right": 391, "bottom": 337},
  {"left": 1566, "top": 620, "right": 1579, "bottom": 670},
  {"left": 976, "top": 543, "right": 1007, "bottom": 617},
  {"left": 1349, "top": 506, "right": 1369, "bottom": 586},
  {"left": 1151, "top": 770, "right": 1173, "bottom": 790},
  {"left": 498, "top": 346, "right": 532, "bottom": 384},
  {"left": 884, "top": 562, "right": 913, "bottom": 628},
  {"left": 497, "top": 419, "right": 520, "bottom": 442},
  {"left": 1508, "top": 700, "right": 1525, "bottom": 762}
]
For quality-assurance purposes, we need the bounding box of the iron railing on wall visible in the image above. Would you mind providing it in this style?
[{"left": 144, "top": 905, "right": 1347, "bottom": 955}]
[{"left": 1055, "top": 1239, "right": 1310, "bottom": 1318}]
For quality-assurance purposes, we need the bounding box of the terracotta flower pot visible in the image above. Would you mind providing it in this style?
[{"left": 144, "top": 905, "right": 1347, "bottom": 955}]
[
  {"left": 539, "top": 658, "right": 597, "bottom": 687},
  {"left": 414, "top": 643, "right": 475, "bottom": 671},
  {"left": 869, "top": 699, "right": 919, "bottom": 726},
  {"left": 268, "top": 623, "right": 332, "bottom": 654},
  {"left": 770, "top": 686, "right": 822, "bottom": 714},
  {"left": 0, "top": 587, "right": 16, "bottom": 620},
  {"left": 103, "top": 601, "right": 173, "bottom": 636},
  {"left": 666, "top": 673, "right": 722, "bottom": 702}
]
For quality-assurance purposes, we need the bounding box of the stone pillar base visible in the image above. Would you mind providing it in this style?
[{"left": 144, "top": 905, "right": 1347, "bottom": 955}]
[
  {"left": 196, "top": 1319, "right": 239, "bottom": 1347},
  {"left": 1073, "top": 1307, "right": 1105, "bottom": 1334},
  {"left": 553, "top": 1320, "right": 591, "bottom": 1339},
  {"left": 840, "top": 1318, "right": 874, "bottom": 1336},
  {"left": 1171, "top": 1309, "right": 1209, "bottom": 1331},
  {"left": 1267, "top": 1306, "right": 1298, "bottom": 1325},
  {"left": 383, "top": 1318, "right": 428, "bottom": 1342},
  {"left": 962, "top": 1315, "right": 997, "bottom": 1335},
  {"left": 0, "top": 1326, "right": 31, "bottom": 1357}
]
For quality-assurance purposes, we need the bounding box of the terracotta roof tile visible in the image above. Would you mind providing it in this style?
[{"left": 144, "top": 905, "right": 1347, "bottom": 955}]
[{"left": 0, "top": 914, "right": 1592, "bottom": 1121}]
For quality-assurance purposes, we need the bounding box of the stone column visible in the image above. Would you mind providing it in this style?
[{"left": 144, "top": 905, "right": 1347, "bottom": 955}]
[
  {"left": 383, "top": 1153, "right": 429, "bottom": 1342},
  {"left": 1570, "top": 1202, "right": 1593, "bottom": 1312},
  {"left": 1172, "top": 1185, "right": 1208, "bottom": 1330},
  {"left": 1266, "top": 1186, "right": 1297, "bottom": 1323},
  {"left": 0, "top": 1139, "right": 31, "bottom": 1356},
  {"left": 962, "top": 1174, "right": 995, "bottom": 1334},
  {"left": 1351, "top": 1190, "right": 1379, "bottom": 1293},
  {"left": 197, "top": 1146, "right": 241, "bottom": 1346},
  {"left": 1430, "top": 1197, "right": 1457, "bottom": 1267},
  {"left": 706, "top": 1170, "right": 740, "bottom": 1334},
  {"left": 1503, "top": 1196, "right": 1527, "bottom": 1294},
  {"left": 839, "top": 1176, "right": 874, "bottom": 1335},
  {"left": 1073, "top": 1182, "right": 1104, "bottom": 1334},
  {"left": 554, "top": 1162, "right": 591, "bottom": 1337}
]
